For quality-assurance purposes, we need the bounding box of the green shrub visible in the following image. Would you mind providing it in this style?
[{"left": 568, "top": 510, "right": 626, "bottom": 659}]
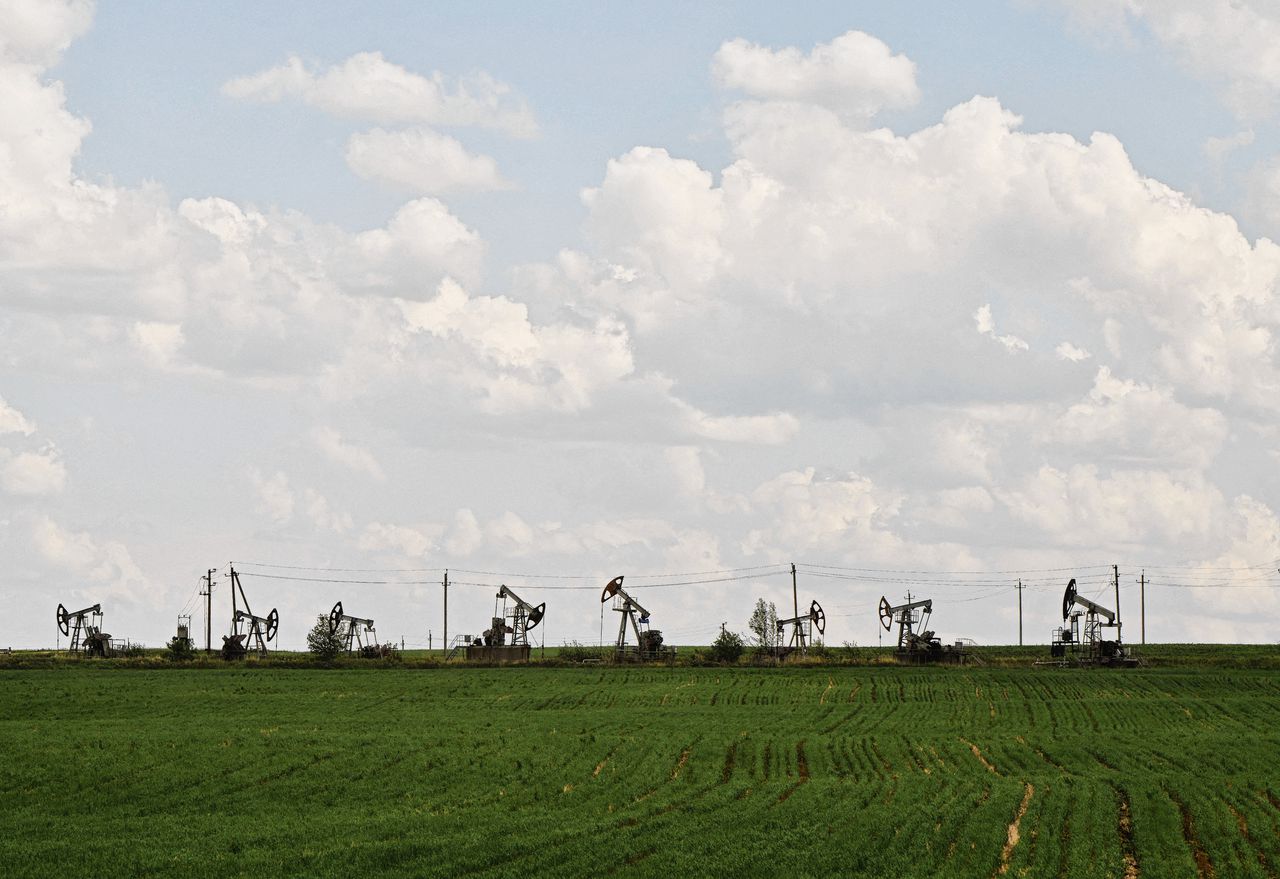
[{"left": 709, "top": 628, "right": 745, "bottom": 664}]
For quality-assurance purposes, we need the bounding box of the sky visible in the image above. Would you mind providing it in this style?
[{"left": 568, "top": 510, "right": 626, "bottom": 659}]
[{"left": 4, "top": 0, "right": 1280, "bottom": 652}]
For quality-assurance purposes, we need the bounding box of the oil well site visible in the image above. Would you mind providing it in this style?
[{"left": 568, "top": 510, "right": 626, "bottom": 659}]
[{"left": 6, "top": 561, "right": 1280, "bottom": 878}]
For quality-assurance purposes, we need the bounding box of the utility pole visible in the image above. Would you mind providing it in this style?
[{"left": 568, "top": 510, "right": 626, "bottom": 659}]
[
  {"left": 1113, "top": 564, "right": 1121, "bottom": 636},
  {"left": 442, "top": 569, "right": 448, "bottom": 658},
  {"left": 790, "top": 562, "right": 799, "bottom": 649},
  {"left": 1015, "top": 579, "right": 1025, "bottom": 646},
  {"left": 1140, "top": 570, "right": 1145, "bottom": 645},
  {"left": 200, "top": 568, "right": 215, "bottom": 654}
]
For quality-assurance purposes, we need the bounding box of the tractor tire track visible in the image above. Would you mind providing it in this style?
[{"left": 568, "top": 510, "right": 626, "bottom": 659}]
[
  {"left": 1167, "top": 789, "right": 1215, "bottom": 879},
  {"left": 993, "top": 782, "right": 1034, "bottom": 877}
]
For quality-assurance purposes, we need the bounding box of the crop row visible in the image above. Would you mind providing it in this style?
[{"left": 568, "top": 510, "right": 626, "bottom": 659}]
[{"left": 0, "top": 667, "right": 1277, "bottom": 877}]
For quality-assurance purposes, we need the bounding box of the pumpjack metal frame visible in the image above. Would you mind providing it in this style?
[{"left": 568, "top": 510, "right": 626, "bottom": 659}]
[
  {"left": 489, "top": 584, "right": 545, "bottom": 647},
  {"left": 1050, "top": 578, "right": 1136, "bottom": 667},
  {"left": 878, "top": 593, "right": 966, "bottom": 664},
  {"left": 776, "top": 599, "right": 826, "bottom": 658},
  {"left": 56, "top": 602, "right": 112, "bottom": 657},
  {"left": 328, "top": 601, "right": 378, "bottom": 656},
  {"left": 601, "top": 575, "right": 670, "bottom": 661},
  {"left": 224, "top": 566, "right": 278, "bottom": 658}
]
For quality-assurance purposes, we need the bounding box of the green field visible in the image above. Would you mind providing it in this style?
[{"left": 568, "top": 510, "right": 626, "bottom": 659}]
[{"left": 2, "top": 665, "right": 1278, "bottom": 878}]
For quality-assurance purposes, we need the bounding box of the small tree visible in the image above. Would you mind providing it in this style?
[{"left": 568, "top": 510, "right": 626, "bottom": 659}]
[
  {"left": 747, "top": 598, "right": 780, "bottom": 654},
  {"left": 306, "top": 614, "right": 344, "bottom": 661},
  {"left": 709, "top": 627, "right": 744, "bottom": 664},
  {"left": 165, "top": 634, "right": 195, "bottom": 661}
]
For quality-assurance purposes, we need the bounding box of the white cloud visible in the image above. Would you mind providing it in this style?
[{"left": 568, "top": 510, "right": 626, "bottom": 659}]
[
  {"left": 1204, "top": 129, "right": 1254, "bottom": 163},
  {"left": 1055, "top": 341, "right": 1091, "bottom": 362},
  {"left": 997, "top": 464, "right": 1225, "bottom": 550},
  {"left": 1054, "top": 1, "right": 1280, "bottom": 119},
  {"left": 345, "top": 127, "right": 511, "bottom": 194},
  {"left": 358, "top": 521, "right": 440, "bottom": 557},
  {"left": 251, "top": 470, "right": 294, "bottom": 524},
  {"left": 974, "top": 303, "right": 1030, "bottom": 353},
  {"left": 304, "top": 489, "right": 352, "bottom": 533},
  {"left": 678, "top": 402, "right": 800, "bottom": 445},
  {"left": 445, "top": 508, "right": 483, "bottom": 557},
  {"left": 311, "top": 427, "right": 385, "bottom": 482},
  {"left": 712, "top": 30, "right": 920, "bottom": 121},
  {"left": 0, "top": 396, "right": 35, "bottom": 435},
  {"left": 1049, "top": 367, "right": 1229, "bottom": 469},
  {"left": 0, "top": 0, "right": 93, "bottom": 67},
  {"left": 398, "top": 278, "right": 634, "bottom": 413},
  {"left": 582, "top": 146, "right": 724, "bottom": 294},
  {"left": 0, "top": 446, "right": 66, "bottom": 495},
  {"left": 30, "top": 514, "right": 151, "bottom": 600},
  {"left": 223, "top": 51, "right": 538, "bottom": 137}
]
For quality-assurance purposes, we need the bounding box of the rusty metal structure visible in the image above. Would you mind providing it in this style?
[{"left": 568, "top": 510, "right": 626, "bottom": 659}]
[
  {"left": 328, "top": 601, "right": 384, "bottom": 657},
  {"left": 1051, "top": 577, "right": 1135, "bottom": 666},
  {"left": 466, "top": 584, "right": 545, "bottom": 661},
  {"left": 776, "top": 599, "right": 825, "bottom": 659},
  {"left": 878, "top": 593, "right": 966, "bottom": 664},
  {"left": 602, "top": 575, "right": 670, "bottom": 661},
  {"left": 56, "top": 602, "right": 113, "bottom": 657},
  {"left": 222, "top": 566, "right": 278, "bottom": 659}
]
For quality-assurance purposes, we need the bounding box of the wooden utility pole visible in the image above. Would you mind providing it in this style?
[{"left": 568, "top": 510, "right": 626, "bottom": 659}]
[
  {"left": 201, "top": 568, "right": 216, "bottom": 653},
  {"left": 790, "top": 563, "right": 799, "bottom": 648},
  {"left": 1140, "top": 570, "right": 1145, "bottom": 645},
  {"left": 1113, "top": 564, "right": 1122, "bottom": 638},
  {"left": 443, "top": 569, "right": 449, "bottom": 658},
  {"left": 1015, "top": 579, "right": 1025, "bottom": 646}
]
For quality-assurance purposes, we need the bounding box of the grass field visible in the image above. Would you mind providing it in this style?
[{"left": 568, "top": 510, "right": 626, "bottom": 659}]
[{"left": 2, "top": 664, "right": 1278, "bottom": 878}]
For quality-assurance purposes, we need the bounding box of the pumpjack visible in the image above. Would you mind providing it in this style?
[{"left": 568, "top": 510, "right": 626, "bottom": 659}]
[
  {"left": 602, "top": 576, "right": 670, "bottom": 661},
  {"left": 328, "top": 601, "right": 385, "bottom": 657},
  {"left": 466, "top": 584, "right": 545, "bottom": 661},
  {"left": 1051, "top": 577, "right": 1136, "bottom": 666},
  {"left": 776, "top": 599, "right": 826, "bottom": 659},
  {"left": 56, "top": 602, "right": 112, "bottom": 657},
  {"left": 222, "top": 566, "right": 278, "bottom": 659},
  {"left": 878, "top": 593, "right": 966, "bottom": 664}
]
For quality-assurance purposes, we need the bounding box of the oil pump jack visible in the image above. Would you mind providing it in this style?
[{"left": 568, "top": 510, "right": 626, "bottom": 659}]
[
  {"left": 776, "top": 599, "right": 826, "bottom": 659},
  {"left": 601, "top": 575, "right": 669, "bottom": 661},
  {"left": 328, "top": 601, "right": 384, "bottom": 657},
  {"left": 56, "top": 602, "right": 112, "bottom": 657},
  {"left": 1051, "top": 576, "right": 1135, "bottom": 666},
  {"left": 467, "top": 584, "right": 545, "bottom": 661},
  {"left": 878, "top": 593, "right": 966, "bottom": 663},
  {"left": 222, "top": 566, "right": 278, "bottom": 659}
]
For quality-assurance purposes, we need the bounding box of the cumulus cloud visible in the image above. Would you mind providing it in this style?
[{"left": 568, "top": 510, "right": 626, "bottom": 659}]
[
  {"left": 398, "top": 278, "right": 634, "bottom": 413},
  {"left": 997, "top": 465, "right": 1225, "bottom": 550},
  {"left": 0, "top": 446, "right": 66, "bottom": 495},
  {"left": 1055, "top": 341, "right": 1091, "bottom": 362},
  {"left": 0, "top": 0, "right": 93, "bottom": 67},
  {"left": 974, "top": 304, "right": 1030, "bottom": 353},
  {"left": 1053, "top": 1, "right": 1280, "bottom": 119},
  {"left": 358, "top": 521, "right": 440, "bottom": 557},
  {"left": 712, "top": 30, "right": 920, "bottom": 121},
  {"left": 30, "top": 514, "right": 151, "bottom": 600},
  {"left": 345, "top": 127, "right": 511, "bottom": 194},
  {"left": 223, "top": 51, "right": 538, "bottom": 137},
  {"left": 311, "top": 427, "right": 385, "bottom": 482},
  {"left": 251, "top": 470, "right": 294, "bottom": 524},
  {"left": 0, "top": 396, "right": 35, "bottom": 435}
]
